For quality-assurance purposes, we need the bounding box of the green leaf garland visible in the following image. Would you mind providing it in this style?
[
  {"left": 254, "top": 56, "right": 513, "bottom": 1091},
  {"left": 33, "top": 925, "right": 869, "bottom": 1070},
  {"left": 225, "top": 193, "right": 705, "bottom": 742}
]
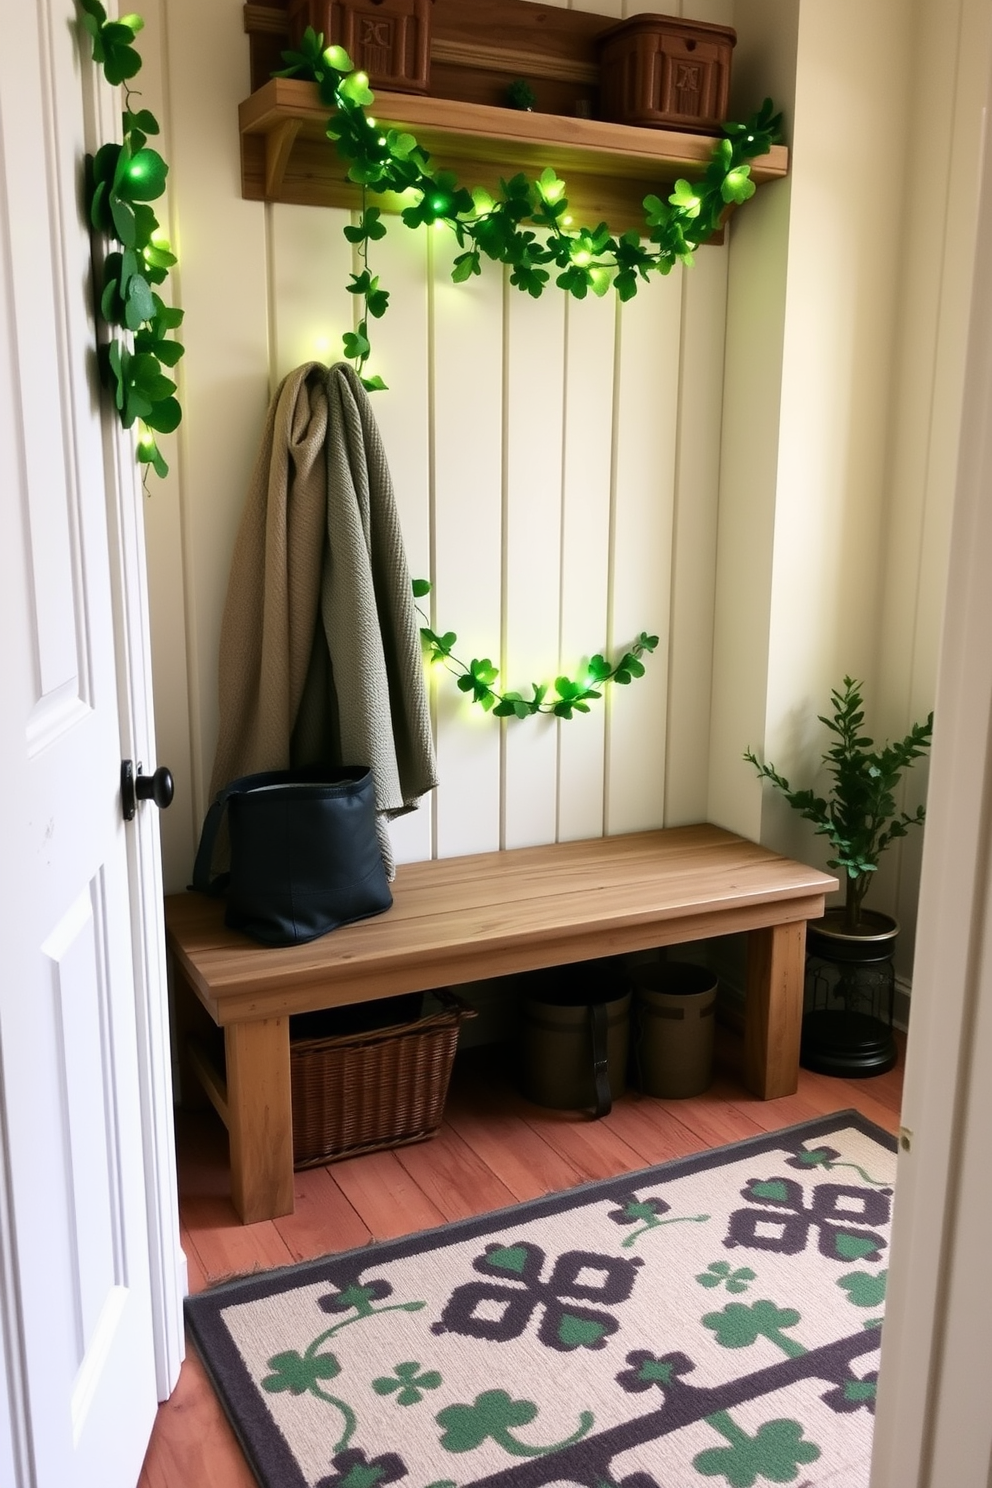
[
  {"left": 80, "top": 0, "right": 184, "bottom": 480},
  {"left": 414, "top": 580, "right": 659, "bottom": 721},
  {"left": 274, "top": 27, "right": 781, "bottom": 386}
]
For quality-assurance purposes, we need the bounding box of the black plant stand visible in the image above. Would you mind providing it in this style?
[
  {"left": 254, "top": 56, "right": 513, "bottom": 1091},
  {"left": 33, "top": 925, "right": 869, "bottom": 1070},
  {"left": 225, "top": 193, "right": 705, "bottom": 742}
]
[{"left": 801, "top": 910, "right": 898, "bottom": 1078}]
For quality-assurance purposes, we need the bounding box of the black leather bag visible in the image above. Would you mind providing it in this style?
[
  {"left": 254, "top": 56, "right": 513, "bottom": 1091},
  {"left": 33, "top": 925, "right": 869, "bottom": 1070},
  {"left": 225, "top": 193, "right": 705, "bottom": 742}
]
[{"left": 191, "top": 765, "right": 392, "bottom": 946}]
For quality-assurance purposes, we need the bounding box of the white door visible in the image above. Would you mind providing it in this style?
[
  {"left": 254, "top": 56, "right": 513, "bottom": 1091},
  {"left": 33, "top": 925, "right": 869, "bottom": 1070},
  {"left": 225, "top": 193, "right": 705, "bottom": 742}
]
[{"left": 0, "top": 0, "right": 182, "bottom": 1483}]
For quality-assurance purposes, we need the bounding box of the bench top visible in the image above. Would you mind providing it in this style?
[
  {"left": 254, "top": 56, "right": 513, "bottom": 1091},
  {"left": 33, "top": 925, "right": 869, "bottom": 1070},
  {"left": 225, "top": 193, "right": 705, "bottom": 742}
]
[{"left": 165, "top": 824, "right": 837, "bottom": 1025}]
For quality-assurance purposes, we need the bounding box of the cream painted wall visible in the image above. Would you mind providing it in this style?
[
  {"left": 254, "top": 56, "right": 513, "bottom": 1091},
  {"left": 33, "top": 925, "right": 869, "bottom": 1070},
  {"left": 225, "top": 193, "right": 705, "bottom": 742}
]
[
  {"left": 143, "top": 0, "right": 737, "bottom": 894},
  {"left": 710, "top": 0, "right": 988, "bottom": 983},
  {"left": 140, "top": 0, "right": 982, "bottom": 1003}
]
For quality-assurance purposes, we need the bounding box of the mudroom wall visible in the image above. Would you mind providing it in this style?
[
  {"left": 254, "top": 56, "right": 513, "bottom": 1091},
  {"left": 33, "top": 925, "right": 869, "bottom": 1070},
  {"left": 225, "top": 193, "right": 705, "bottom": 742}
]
[{"left": 137, "top": 0, "right": 988, "bottom": 1002}]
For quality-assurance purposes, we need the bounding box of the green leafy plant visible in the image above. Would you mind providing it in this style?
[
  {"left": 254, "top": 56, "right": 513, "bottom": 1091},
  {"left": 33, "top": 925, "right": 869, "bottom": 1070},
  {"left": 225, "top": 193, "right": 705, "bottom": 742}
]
[
  {"left": 413, "top": 578, "right": 658, "bottom": 721},
  {"left": 79, "top": 0, "right": 184, "bottom": 478},
  {"left": 273, "top": 28, "right": 781, "bottom": 387},
  {"left": 506, "top": 78, "right": 536, "bottom": 111},
  {"left": 744, "top": 677, "right": 933, "bottom": 932}
]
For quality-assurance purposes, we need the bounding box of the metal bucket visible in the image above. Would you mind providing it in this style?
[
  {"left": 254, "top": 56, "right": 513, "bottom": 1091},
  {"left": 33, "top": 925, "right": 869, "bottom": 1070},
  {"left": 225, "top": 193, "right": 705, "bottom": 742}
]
[
  {"left": 631, "top": 960, "right": 716, "bottom": 1098},
  {"left": 519, "top": 958, "right": 631, "bottom": 1116}
]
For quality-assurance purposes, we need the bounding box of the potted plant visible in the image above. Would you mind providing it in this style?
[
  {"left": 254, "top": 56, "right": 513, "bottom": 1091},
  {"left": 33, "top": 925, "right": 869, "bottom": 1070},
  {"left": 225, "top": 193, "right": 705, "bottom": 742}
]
[{"left": 744, "top": 676, "right": 933, "bottom": 1075}]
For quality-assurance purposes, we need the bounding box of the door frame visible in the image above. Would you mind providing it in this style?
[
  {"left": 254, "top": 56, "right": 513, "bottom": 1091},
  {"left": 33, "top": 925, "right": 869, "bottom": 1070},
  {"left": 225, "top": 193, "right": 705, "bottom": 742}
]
[
  {"left": 92, "top": 39, "right": 186, "bottom": 1400},
  {"left": 870, "top": 37, "right": 992, "bottom": 1488}
]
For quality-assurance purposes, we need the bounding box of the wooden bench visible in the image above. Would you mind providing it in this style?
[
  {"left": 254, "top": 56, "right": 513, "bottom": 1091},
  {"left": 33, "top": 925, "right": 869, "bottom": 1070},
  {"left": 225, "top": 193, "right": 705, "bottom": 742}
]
[{"left": 165, "top": 824, "right": 837, "bottom": 1223}]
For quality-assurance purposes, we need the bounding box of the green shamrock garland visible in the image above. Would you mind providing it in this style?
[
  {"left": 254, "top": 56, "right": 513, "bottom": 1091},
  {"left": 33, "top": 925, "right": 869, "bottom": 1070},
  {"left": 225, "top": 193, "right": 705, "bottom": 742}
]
[
  {"left": 80, "top": 1, "right": 183, "bottom": 478},
  {"left": 274, "top": 27, "right": 781, "bottom": 389},
  {"left": 414, "top": 580, "right": 659, "bottom": 721},
  {"left": 78, "top": 6, "right": 779, "bottom": 472}
]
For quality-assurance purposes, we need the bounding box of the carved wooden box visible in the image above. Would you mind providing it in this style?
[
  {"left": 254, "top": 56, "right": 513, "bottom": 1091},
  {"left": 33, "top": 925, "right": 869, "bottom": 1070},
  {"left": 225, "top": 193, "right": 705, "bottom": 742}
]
[
  {"left": 288, "top": 0, "right": 433, "bottom": 94},
  {"left": 596, "top": 13, "right": 735, "bottom": 133}
]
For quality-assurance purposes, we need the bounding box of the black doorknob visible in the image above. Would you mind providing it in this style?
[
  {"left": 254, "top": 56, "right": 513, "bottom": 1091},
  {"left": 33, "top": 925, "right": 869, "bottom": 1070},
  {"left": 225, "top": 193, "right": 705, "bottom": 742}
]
[
  {"left": 121, "top": 760, "right": 175, "bottom": 821},
  {"left": 137, "top": 765, "right": 174, "bottom": 809}
]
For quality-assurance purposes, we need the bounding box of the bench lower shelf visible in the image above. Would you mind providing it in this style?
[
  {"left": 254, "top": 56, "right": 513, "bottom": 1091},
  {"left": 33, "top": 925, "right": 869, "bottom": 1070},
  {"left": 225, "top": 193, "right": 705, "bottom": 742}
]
[{"left": 166, "top": 825, "right": 835, "bottom": 1223}]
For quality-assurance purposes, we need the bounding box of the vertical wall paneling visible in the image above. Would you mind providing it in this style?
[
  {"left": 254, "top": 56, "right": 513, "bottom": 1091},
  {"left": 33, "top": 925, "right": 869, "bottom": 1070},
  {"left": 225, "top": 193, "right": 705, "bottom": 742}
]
[
  {"left": 556, "top": 292, "right": 616, "bottom": 842},
  {"left": 269, "top": 205, "right": 354, "bottom": 381},
  {"left": 431, "top": 228, "right": 504, "bottom": 858},
  {"left": 606, "top": 268, "right": 682, "bottom": 835},
  {"left": 160, "top": 0, "right": 271, "bottom": 850},
  {"left": 573, "top": 0, "right": 621, "bottom": 18},
  {"left": 502, "top": 274, "right": 567, "bottom": 850},
  {"left": 364, "top": 220, "right": 434, "bottom": 863},
  {"left": 149, "top": 0, "right": 739, "bottom": 889},
  {"left": 682, "top": 0, "right": 733, "bottom": 26},
  {"left": 875, "top": 0, "right": 991, "bottom": 975},
  {"left": 665, "top": 242, "right": 728, "bottom": 825},
  {"left": 136, "top": 0, "right": 197, "bottom": 881}
]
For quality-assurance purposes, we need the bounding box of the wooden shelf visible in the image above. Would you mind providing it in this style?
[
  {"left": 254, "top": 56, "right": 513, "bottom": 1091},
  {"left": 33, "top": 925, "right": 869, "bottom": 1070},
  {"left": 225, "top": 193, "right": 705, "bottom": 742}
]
[{"left": 239, "top": 78, "right": 789, "bottom": 236}]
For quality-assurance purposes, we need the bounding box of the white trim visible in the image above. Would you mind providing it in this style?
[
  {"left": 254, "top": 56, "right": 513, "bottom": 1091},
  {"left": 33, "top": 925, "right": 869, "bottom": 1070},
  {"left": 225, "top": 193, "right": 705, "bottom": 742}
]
[
  {"left": 89, "top": 11, "right": 185, "bottom": 1398},
  {"left": 870, "top": 78, "right": 992, "bottom": 1488},
  {"left": 102, "top": 301, "right": 186, "bottom": 1401}
]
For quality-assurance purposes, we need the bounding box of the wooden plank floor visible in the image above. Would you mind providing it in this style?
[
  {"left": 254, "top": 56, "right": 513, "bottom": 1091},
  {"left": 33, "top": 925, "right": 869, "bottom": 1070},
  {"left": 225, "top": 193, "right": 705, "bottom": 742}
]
[{"left": 138, "top": 1027, "right": 904, "bottom": 1487}]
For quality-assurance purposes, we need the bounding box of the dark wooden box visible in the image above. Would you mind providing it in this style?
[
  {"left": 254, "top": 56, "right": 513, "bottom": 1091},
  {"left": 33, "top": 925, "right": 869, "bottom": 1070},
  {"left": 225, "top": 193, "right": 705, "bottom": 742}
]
[
  {"left": 597, "top": 13, "right": 735, "bottom": 133},
  {"left": 287, "top": 0, "right": 434, "bottom": 94}
]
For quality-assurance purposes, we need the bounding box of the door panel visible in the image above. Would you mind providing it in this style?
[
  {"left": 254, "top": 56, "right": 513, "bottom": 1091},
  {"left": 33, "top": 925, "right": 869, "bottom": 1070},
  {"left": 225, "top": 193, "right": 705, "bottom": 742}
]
[{"left": 0, "top": 0, "right": 169, "bottom": 1481}]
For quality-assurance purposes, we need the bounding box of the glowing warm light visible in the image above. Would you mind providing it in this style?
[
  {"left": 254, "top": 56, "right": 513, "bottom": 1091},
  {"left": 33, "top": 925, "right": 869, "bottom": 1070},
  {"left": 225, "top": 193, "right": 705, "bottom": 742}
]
[
  {"left": 573, "top": 249, "right": 591, "bottom": 266},
  {"left": 137, "top": 424, "right": 156, "bottom": 455},
  {"left": 563, "top": 215, "right": 573, "bottom": 226},
  {"left": 431, "top": 196, "right": 449, "bottom": 213},
  {"left": 150, "top": 227, "right": 170, "bottom": 248},
  {"left": 367, "top": 117, "right": 376, "bottom": 127},
  {"left": 540, "top": 178, "right": 565, "bottom": 204},
  {"left": 313, "top": 334, "right": 331, "bottom": 355},
  {"left": 377, "top": 136, "right": 387, "bottom": 146},
  {"left": 355, "top": 71, "right": 369, "bottom": 85}
]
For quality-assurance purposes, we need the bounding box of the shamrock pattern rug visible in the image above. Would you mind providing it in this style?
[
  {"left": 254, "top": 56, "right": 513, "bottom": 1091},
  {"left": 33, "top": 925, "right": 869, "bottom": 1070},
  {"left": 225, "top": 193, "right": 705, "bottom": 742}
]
[{"left": 185, "top": 1111, "right": 897, "bottom": 1488}]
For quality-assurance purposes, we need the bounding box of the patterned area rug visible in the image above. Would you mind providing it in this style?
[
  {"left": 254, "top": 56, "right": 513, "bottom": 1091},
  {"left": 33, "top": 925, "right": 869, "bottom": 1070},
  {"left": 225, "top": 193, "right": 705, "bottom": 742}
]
[{"left": 185, "top": 1112, "right": 897, "bottom": 1488}]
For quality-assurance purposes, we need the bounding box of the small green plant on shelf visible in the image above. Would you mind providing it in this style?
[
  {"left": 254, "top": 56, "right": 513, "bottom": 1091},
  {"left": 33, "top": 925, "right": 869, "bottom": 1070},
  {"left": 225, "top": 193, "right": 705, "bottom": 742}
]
[
  {"left": 273, "top": 27, "right": 781, "bottom": 389},
  {"left": 413, "top": 579, "right": 658, "bottom": 720},
  {"left": 505, "top": 78, "right": 536, "bottom": 111},
  {"left": 78, "top": 0, "right": 184, "bottom": 480},
  {"left": 744, "top": 677, "right": 933, "bottom": 933}
]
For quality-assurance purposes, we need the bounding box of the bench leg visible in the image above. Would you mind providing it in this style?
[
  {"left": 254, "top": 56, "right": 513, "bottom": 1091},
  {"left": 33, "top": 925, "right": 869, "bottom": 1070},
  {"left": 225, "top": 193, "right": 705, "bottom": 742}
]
[
  {"left": 224, "top": 1018, "right": 295, "bottom": 1223},
  {"left": 744, "top": 921, "right": 806, "bottom": 1099}
]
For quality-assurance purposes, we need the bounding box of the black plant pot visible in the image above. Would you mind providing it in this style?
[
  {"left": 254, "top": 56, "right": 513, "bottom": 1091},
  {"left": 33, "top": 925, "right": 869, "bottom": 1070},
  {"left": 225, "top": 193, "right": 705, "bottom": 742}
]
[{"left": 801, "top": 908, "right": 898, "bottom": 1078}]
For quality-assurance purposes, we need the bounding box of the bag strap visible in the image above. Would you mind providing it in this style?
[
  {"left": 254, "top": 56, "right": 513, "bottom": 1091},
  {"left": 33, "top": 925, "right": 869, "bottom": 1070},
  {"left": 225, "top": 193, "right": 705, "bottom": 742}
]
[
  {"left": 589, "top": 1000, "right": 612, "bottom": 1119},
  {"left": 190, "top": 770, "right": 279, "bottom": 896},
  {"left": 190, "top": 787, "right": 234, "bottom": 897}
]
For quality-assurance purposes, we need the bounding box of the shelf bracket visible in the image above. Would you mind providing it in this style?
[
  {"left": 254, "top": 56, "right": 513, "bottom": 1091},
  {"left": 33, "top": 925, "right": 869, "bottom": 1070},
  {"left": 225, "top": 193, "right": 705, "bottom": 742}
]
[{"left": 264, "top": 117, "right": 301, "bottom": 199}]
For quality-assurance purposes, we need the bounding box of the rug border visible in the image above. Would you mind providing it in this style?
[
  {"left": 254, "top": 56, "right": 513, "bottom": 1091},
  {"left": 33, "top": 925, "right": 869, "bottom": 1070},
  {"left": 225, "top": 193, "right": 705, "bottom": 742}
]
[{"left": 184, "top": 1109, "right": 896, "bottom": 1488}]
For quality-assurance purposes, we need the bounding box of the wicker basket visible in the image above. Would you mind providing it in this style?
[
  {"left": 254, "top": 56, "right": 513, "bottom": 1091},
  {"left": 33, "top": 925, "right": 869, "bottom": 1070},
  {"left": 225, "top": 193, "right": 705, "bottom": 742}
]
[{"left": 290, "top": 989, "right": 474, "bottom": 1168}]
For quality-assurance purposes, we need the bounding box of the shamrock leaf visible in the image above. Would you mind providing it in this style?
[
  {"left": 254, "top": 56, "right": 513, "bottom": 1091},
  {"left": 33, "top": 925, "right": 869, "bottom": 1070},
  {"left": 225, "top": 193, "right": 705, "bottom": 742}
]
[
  {"left": 262, "top": 1348, "right": 341, "bottom": 1395},
  {"left": 703, "top": 1300, "right": 806, "bottom": 1358},
  {"left": 372, "top": 1360, "right": 442, "bottom": 1406},
  {"left": 342, "top": 327, "right": 371, "bottom": 361},
  {"left": 668, "top": 179, "right": 702, "bottom": 218},
  {"left": 722, "top": 165, "right": 756, "bottom": 204},
  {"left": 115, "top": 147, "right": 168, "bottom": 203},
  {"left": 838, "top": 1270, "right": 888, "bottom": 1308},
  {"left": 315, "top": 1447, "right": 406, "bottom": 1488},
  {"left": 694, "top": 1413, "right": 820, "bottom": 1487},
  {"left": 323, "top": 43, "right": 353, "bottom": 74},
  {"left": 436, "top": 1389, "right": 594, "bottom": 1457},
  {"left": 338, "top": 70, "right": 375, "bottom": 107},
  {"left": 436, "top": 1390, "right": 536, "bottom": 1453}
]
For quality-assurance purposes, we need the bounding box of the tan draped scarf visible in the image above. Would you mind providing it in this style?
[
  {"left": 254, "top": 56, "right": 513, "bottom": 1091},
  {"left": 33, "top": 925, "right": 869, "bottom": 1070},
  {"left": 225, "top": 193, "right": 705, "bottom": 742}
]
[{"left": 208, "top": 362, "right": 436, "bottom": 875}]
